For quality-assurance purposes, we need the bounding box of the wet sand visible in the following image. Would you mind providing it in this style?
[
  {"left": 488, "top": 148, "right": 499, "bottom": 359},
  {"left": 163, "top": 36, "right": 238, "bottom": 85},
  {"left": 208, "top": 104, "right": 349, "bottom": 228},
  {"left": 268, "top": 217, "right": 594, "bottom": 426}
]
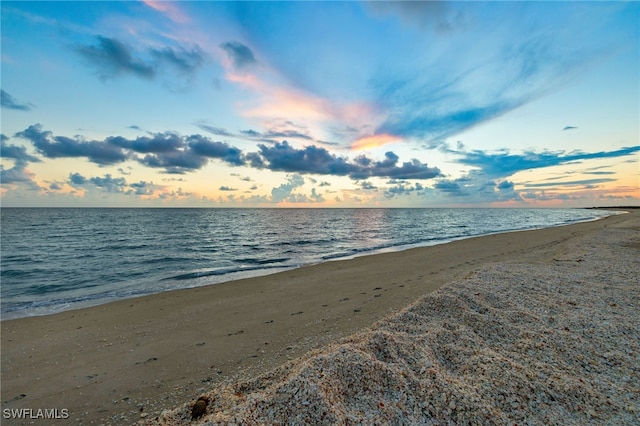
[{"left": 1, "top": 210, "right": 638, "bottom": 424}]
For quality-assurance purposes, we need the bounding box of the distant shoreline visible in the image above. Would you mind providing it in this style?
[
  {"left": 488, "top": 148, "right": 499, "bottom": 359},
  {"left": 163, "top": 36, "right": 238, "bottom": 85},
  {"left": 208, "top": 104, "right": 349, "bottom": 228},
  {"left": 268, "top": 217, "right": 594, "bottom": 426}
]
[{"left": 587, "top": 205, "right": 640, "bottom": 209}]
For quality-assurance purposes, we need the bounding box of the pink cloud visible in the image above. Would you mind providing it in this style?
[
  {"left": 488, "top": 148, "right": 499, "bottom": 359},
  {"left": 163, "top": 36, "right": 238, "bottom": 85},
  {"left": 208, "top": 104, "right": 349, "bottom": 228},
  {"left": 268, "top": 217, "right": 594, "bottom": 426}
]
[
  {"left": 217, "top": 40, "right": 386, "bottom": 147},
  {"left": 225, "top": 69, "right": 383, "bottom": 146},
  {"left": 141, "top": 0, "right": 189, "bottom": 24}
]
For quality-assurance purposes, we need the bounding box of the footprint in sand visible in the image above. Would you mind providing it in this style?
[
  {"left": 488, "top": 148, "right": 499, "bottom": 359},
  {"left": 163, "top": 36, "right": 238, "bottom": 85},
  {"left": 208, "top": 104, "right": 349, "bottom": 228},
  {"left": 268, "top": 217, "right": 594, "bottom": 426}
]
[{"left": 135, "top": 357, "right": 158, "bottom": 365}]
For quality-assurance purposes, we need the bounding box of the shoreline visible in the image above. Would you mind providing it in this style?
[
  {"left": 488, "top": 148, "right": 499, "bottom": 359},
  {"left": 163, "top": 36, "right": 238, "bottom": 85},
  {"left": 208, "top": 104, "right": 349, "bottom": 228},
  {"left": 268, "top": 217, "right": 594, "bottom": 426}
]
[
  {"left": 1, "top": 211, "right": 638, "bottom": 424},
  {"left": 1, "top": 209, "right": 622, "bottom": 321}
]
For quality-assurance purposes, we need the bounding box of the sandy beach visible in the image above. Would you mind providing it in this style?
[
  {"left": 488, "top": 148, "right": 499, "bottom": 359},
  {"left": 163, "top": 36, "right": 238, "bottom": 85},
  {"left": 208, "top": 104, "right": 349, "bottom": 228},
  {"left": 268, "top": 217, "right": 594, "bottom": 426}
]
[{"left": 2, "top": 210, "right": 638, "bottom": 425}]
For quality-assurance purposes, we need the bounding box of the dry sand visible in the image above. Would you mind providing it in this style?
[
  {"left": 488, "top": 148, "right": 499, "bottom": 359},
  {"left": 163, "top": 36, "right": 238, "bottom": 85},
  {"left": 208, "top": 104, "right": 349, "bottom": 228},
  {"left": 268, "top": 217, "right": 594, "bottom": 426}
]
[{"left": 1, "top": 210, "right": 638, "bottom": 425}]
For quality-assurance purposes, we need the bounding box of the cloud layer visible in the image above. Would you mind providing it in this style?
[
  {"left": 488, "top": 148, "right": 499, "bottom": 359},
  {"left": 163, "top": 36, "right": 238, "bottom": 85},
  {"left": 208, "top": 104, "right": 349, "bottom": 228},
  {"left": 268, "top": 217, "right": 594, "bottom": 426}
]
[
  {"left": 68, "top": 172, "right": 158, "bottom": 196},
  {"left": 74, "top": 35, "right": 207, "bottom": 83},
  {"left": 14, "top": 124, "right": 441, "bottom": 180},
  {"left": 220, "top": 41, "right": 257, "bottom": 70},
  {"left": 1, "top": 90, "right": 34, "bottom": 111},
  {"left": 427, "top": 145, "right": 640, "bottom": 201},
  {"left": 247, "top": 141, "right": 441, "bottom": 180},
  {"left": 1, "top": 136, "right": 41, "bottom": 189},
  {"left": 450, "top": 146, "right": 640, "bottom": 178}
]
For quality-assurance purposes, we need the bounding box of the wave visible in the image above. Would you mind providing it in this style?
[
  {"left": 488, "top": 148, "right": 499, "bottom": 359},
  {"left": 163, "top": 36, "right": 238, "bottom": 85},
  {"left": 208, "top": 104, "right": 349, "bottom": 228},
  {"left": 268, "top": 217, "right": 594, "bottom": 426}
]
[{"left": 164, "top": 263, "right": 290, "bottom": 281}]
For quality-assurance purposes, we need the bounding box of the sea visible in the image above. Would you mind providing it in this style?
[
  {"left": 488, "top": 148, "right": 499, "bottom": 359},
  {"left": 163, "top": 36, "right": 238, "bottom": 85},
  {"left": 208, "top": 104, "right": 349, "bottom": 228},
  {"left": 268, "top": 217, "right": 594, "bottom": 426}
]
[{"left": 0, "top": 208, "right": 618, "bottom": 320}]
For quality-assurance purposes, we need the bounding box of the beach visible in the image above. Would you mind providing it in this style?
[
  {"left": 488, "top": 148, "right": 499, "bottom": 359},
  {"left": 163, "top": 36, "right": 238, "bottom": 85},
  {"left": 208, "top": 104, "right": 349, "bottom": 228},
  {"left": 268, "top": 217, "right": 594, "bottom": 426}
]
[{"left": 1, "top": 210, "right": 638, "bottom": 424}]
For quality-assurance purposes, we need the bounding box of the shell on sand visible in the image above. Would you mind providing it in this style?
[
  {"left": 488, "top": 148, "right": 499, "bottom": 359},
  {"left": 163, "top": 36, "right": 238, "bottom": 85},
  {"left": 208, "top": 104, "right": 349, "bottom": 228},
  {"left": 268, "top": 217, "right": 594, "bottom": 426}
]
[{"left": 190, "top": 396, "right": 209, "bottom": 420}]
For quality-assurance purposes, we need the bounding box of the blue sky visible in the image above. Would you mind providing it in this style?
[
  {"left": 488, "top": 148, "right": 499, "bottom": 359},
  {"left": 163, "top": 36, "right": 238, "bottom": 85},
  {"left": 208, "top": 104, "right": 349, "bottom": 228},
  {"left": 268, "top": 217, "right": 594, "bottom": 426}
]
[{"left": 1, "top": 1, "right": 638, "bottom": 207}]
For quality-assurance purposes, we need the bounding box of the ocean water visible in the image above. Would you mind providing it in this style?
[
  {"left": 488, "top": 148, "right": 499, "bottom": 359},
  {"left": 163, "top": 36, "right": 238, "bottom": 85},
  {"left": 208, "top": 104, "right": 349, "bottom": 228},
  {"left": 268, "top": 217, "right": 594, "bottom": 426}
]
[{"left": 0, "top": 208, "right": 616, "bottom": 319}]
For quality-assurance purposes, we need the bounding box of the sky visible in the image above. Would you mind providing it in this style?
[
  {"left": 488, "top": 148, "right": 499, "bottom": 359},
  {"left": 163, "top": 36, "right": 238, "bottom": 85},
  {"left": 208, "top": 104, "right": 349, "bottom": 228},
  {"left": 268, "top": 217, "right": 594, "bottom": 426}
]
[{"left": 1, "top": 1, "right": 638, "bottom": 208}]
